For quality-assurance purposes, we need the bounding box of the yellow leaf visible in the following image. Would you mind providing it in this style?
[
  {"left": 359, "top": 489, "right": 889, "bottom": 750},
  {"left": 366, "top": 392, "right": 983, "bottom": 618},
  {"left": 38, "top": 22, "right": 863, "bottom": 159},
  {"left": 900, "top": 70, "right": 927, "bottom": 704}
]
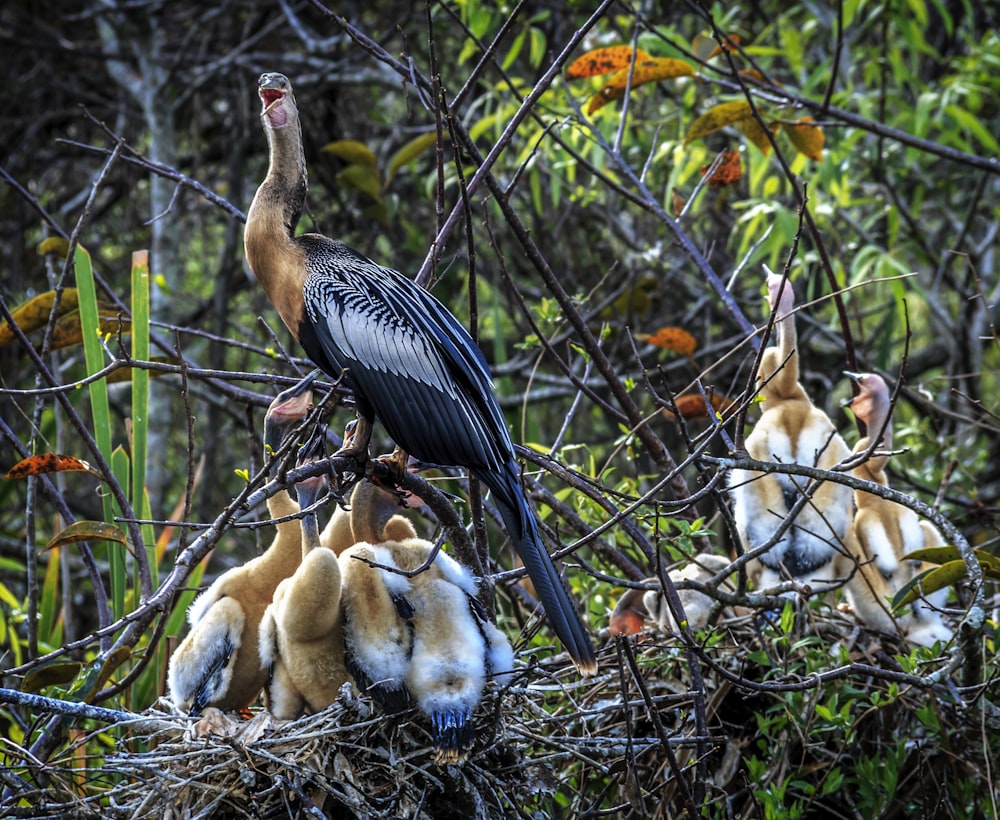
[
  {"left": 740, "top": 116, "right": 779, "bottom": 154},
  {"left": 44, "top": 521, "right": 128, "bottom": 552},
  {"left": 786, "top": 116, "right": 825, "bottom": 161},
  {"left": 321, "top": 139, "right": 377, "bottom": 167},
  {"left": 0, "top": 289, "right": 80, "bottom": 347},
  {"left": 336, "top": 163, "right": 383, "bottom": 201},
  {"left": 587, "top": 57, "right": 693, "bottom": 115},
  {"left": 37, "top": 237, "right": 71, "bottom": 258},
  {"left": 684, "top": 101, "right": 753, "bottom": 144},
  {"left": 385, "top": 131, "right": 442, "bottom": 188},
  {"left": 48, "top": 310, "right": 130, "bottom": 351},
  {"left": 566, "top": 46, "right": 652, "bottom": 79}
]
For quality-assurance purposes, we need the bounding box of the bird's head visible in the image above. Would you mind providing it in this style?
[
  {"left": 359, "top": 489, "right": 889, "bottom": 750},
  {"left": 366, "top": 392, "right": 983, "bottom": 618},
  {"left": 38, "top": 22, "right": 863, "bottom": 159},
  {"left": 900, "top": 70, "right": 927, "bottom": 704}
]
[
  {"left": 258, "top": 73, "right": 295, "bottom": 129},
  {"left": 845, "top": 371, "right": 892, "bottom": 446},
  {"left": 765, "top": 270, "right": 795, "bottom": 320}
]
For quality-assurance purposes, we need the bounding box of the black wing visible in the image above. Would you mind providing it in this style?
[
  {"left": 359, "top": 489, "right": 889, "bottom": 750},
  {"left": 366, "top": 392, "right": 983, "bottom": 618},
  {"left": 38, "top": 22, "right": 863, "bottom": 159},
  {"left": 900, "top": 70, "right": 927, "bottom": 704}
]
[{"left": 297, "top": 235, "right": 513, "bottom": 472}]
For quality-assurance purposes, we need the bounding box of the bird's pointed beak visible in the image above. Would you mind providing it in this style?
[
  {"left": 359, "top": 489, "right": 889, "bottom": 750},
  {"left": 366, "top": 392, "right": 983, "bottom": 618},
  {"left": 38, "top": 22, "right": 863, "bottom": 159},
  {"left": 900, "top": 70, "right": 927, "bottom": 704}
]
[
  {"left": 279, "top": 369, "right": 321, "bottom": 402},
  {"left": 842, "top": 371, "right": 862, "bottom": 407}
]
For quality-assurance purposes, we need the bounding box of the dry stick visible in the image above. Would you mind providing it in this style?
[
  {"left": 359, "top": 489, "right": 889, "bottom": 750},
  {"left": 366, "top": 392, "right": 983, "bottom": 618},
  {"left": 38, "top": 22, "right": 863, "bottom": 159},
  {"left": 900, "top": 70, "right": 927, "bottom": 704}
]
[
  {"left": 618, "top": 637, "right": 698, "bottom": 815},
  {"left": 820, "top": 0, "right": 844, "bottom": 112},
  {"left": 325, "top": 5, "right": 693, "bottom": 500},
  {"left": 0, "top": 688, "right": 174, "bottom": 733},
  {"left": 412, "top": 1, "right": 617, "bottom": 288},
  {"left": 561, "top": 82, "right": 758, "bottom": 346}
]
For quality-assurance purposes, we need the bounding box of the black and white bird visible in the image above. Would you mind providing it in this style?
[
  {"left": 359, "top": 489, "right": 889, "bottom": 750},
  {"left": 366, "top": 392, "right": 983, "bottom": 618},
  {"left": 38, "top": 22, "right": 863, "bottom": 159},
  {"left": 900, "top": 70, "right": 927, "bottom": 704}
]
[{"left": 243, "top": 72, "right": 595, "bottom": 675}]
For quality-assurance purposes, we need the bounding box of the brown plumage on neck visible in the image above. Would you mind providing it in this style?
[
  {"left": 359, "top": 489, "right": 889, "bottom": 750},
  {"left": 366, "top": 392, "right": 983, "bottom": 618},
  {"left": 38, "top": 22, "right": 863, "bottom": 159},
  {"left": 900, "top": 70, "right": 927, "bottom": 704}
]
[
  {"left": 729, "top": 270, "right": 853, "bottom": 591},
  {"left": 244, "top": 73, "right": 309, "bottom": 342}
]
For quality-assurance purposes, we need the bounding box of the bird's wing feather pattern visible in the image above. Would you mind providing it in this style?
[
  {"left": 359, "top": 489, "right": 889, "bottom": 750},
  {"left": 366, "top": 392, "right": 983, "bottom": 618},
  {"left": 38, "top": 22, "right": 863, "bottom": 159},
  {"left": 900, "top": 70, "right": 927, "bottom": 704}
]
[{"left": 298, "top": 236, "right": 509, "bottom": 470}]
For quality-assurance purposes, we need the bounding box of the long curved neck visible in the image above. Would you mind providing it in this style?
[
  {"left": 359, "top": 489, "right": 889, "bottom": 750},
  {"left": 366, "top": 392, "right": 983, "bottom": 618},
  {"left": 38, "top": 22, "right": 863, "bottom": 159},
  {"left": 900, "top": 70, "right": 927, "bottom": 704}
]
[
  {"left": 771, "top": 301, "right": 803, "bottom": 397},
  {"left": 296, "top": 476, "right": 324, "bottom": 557},
  {"left": 257, "top": 489, "right": 303, "bottom": 575},
  {"left": 245, "top": 102, "right": 309, "bottom": 336}
]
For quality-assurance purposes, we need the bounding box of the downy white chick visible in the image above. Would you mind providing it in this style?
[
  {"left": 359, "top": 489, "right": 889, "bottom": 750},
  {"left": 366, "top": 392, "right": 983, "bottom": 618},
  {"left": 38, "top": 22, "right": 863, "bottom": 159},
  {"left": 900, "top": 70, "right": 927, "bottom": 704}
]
[
  {"left": 338, "top": 480, "right": 514, "bottom": 761},
  {"left": 610, "top": 554, "right": 736, "bottom": 637},
  {"left": 729, "top": 272, "right": 853, "bottom": 592}
]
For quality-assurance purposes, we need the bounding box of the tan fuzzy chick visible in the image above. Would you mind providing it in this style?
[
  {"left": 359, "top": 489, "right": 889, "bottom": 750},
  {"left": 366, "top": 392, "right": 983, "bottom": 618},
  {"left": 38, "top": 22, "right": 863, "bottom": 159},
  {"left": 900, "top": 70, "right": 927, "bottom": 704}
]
[
  {"left": 843, "top": 372, "right": 951, "bottom": 646},
  {"left": 259, "top": 466, "right": 350, "bottom": 719},
  {"left": 167, "top": 378, "right": 314, "bottom": 714},
  {"left": 729, "top": 272, "right": 853, "bottom": 592}
]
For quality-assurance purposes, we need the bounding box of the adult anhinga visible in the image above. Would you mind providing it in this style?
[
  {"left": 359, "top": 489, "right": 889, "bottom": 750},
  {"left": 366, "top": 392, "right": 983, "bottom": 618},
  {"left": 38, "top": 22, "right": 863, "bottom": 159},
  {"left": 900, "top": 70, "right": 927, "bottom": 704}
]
[
  {"left": 843, "top": 372, "right": 951, "bottom": 646},
  {"left": 244, "top": 72, "right": 596, "bottom": 675},
  {"left": 729, "top": 272, "right": 853, "bottom": 591},
  {"left": 167, "top": 377, "right": 315, "bottom": 714}
]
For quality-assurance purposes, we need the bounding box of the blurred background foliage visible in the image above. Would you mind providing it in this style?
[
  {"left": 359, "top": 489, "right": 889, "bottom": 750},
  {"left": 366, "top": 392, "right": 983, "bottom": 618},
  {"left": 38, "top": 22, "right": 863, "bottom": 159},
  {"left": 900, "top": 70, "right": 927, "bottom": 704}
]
[{"left": 0, "top": 0, "right": 998, "bottom": 815}]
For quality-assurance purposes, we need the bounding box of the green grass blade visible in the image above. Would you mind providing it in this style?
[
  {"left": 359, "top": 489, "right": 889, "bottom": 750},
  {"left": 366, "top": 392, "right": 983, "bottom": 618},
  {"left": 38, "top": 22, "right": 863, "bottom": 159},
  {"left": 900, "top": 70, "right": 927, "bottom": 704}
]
[{"left": 130, "top": 250, "right": 156, "bottom": 589}]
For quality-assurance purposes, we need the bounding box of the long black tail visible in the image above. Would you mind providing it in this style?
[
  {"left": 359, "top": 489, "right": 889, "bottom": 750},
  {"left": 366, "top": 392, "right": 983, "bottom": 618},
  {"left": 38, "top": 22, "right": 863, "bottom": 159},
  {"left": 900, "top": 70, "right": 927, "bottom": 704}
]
[{"left": 479, "top": 462, "right": 598, "bottom": 676}]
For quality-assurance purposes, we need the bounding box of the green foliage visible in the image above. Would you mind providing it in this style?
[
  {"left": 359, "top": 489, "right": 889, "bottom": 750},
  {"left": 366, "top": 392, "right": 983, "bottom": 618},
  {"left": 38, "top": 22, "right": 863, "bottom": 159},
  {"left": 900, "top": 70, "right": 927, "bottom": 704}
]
[{"left": 1, "top": 0, "right": 998, "bottom": 816}]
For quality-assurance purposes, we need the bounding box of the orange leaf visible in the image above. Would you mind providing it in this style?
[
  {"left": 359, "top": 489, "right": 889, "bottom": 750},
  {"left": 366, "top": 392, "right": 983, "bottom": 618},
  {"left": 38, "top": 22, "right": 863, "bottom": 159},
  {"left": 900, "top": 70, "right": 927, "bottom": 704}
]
[
  {"left": 566, "top": 46, "right": 651, "bottom": 79},
  {"left": 43, "top": 520, "right": 128, "bottom": 552},
  {"left": 684, "top": 101, "right": 753, "bottom": 144},
  {"left": 739, "top": 69, "right": 780, "bottom": 88},
  {"left": 691, "top": 33, "right": 741, "bottom": 61},
  {"left": 786, "top": 116, "right": 825, "bottom": 161},
  {"left": 6, "top": 453, "right": 99, "bottom": 479},
  {"left": 635, "top": 326, "right": 698, "bottom": 356},
  {"left": 671, "top": 188, "right": 686, "bottom": 218},
  {"left": 740, "top": 116, "right": 779, "bottom": 154},
  {"left": 700, "top": 150, "right": 742, "bottom": 188},
  {"left": 663, "top": 393, "right": 735, "bottom": 422},
  {"left": 586, "top": 57, "right": 693, "bottom": 114}
]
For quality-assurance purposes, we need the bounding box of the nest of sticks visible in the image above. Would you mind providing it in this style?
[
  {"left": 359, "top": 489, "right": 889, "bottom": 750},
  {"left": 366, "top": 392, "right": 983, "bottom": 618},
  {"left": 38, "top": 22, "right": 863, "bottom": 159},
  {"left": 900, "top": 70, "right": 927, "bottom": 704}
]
[{"left": 19, "top": 601, "right": 963, "bottom": 819}]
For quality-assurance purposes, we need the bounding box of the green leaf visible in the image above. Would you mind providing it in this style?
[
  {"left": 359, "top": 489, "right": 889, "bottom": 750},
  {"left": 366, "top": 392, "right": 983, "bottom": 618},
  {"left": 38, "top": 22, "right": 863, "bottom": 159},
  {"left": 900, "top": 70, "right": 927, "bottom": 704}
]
[
  {"left": 22, "top": 660, "right": 82, "bottom": 693},
  {"left": 131, "top": 250, "right": 156, "bottom": 589},
  {"left": 321, "top": 139, "right": 378, "bottom": 166},
  {"left": 385, "top": 131, "right": 441, "bottom": 188},
  {"left": 944, "top": 104, "right": 1000, "bottom": 154},
  {"left": 892, "top": 561, "right": 965, "bottom": 609}
]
